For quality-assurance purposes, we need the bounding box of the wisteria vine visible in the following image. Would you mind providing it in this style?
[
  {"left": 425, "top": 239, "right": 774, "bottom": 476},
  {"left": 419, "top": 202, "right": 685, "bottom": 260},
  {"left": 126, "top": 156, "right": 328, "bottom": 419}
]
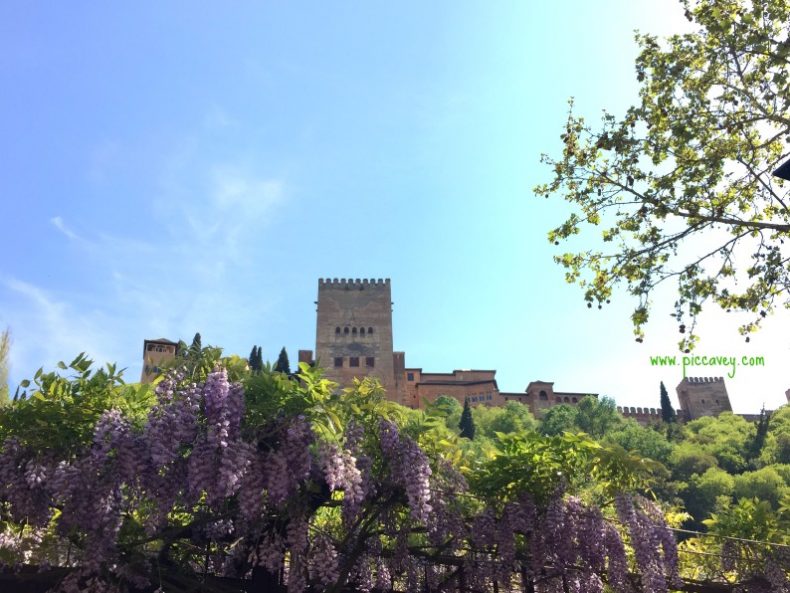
[{"left": 0, "top": 364, "right": 772, "bottom": 593}]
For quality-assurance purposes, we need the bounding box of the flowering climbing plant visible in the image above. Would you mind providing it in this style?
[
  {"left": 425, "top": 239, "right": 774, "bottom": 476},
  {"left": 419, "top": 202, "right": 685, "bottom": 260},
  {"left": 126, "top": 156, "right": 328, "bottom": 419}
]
[{"left": 0, "top": 349, "right": 786, "bottom": 592}]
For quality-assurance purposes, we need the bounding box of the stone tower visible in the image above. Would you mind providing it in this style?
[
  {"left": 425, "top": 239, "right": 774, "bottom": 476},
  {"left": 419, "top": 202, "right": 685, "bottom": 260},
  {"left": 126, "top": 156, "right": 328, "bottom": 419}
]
[
  {"left": 141, "top": 338, "right": 178, "bottom": 383},
  {"left": 314, "top": 278, "right": 401, "bottom": 402},
  {"left": 676, "top": 376, "right": 732, "bottom": 420}
]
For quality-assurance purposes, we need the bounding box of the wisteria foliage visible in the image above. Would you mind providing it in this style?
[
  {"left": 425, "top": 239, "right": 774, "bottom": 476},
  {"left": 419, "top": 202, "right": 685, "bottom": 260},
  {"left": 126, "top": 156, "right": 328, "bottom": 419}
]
[{"left": 0, "top": 363, "right": 727, "bottom": 593}]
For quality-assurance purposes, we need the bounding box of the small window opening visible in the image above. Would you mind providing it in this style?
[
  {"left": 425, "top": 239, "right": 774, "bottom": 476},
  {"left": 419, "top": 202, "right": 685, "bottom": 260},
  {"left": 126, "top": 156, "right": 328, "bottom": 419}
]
[
  {"left": 366, "top": 357, "right": 375, "bottom": 367},
  {"left": 335, "top": 327, "right": 340, "bottom": 334},
  {"left": 360, "top": 327, "right": 365, "bottom": 336},
  {"left": 334, "top": 357, "right": 343, "bottom": 368},
  {"left": 352, "top": 327, "right": 357, "bottom": 335},
  {"left": 368, "top": 327, "right": 374, "bottom": 334},
  {"left": 344, "top": 327, "right": 349, "bottom": 335},
  {"left": 539, "top": 390, "right": 548, "bottom": 401},
  {"left": 349, "top": 357, "right": 359, "bottom": 367},
  {"left": 407, "top": 372, "right": 414, "bottom": 381}
]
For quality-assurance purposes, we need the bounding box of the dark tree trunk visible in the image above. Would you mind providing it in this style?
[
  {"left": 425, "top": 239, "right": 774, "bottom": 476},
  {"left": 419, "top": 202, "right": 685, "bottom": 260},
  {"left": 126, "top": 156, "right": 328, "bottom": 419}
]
[{"left": 250, "top": 566, "right": 282, "bottom": 593}]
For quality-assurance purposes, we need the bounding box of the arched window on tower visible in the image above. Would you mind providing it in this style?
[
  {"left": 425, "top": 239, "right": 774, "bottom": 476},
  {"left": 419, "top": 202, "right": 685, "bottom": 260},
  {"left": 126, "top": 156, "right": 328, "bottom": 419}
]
[
  {"left": 335, "top": 327, "right": 340, "bottom": 334},
  {"left": 563, "top": 397, "right": 570, "bottom": 403},
  {"left": 539, "top": 390, "right": 548, "bottom": 401},
  {"left": 352, "top": 327, "right": 357, "bottom": 335},
  {"left": 344, "top": 327, "right": 349, "bottom": 335},
  {"left": 368, "top": 327, "right": 374, "bottom": 334},
  {"left": 360, "top": 327, "right": 365, "bottom": 336}
]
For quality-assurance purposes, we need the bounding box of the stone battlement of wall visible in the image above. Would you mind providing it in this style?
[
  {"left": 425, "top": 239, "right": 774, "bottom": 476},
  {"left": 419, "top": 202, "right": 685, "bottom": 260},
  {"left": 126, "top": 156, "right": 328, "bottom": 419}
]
[
  {"left": 617, "top": 405, "right": 685, "bottom": 418},
  {"left": 618, "top": 406, "right": 661, "bottom": 418},
  {"left": 319, "top": 278, "right": 390, "bottom": 289}
]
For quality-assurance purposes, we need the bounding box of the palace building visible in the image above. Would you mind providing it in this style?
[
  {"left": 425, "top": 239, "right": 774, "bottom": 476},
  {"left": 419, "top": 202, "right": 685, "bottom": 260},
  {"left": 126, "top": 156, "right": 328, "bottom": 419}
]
[{"left": 143, "top": 278, "right": 759, "bottom": 423}]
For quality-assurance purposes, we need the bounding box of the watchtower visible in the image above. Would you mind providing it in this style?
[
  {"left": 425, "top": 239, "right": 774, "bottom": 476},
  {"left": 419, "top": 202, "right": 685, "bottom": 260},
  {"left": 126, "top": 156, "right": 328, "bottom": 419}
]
[
  {"left": 314, "top": 278, "right": 400, "bottom": 402},
  {"left": 676, "top": 376, "right": 732, "bottom": 420},
  {"left": 141, "top": 338, "right": 178, "bottom": 383}
]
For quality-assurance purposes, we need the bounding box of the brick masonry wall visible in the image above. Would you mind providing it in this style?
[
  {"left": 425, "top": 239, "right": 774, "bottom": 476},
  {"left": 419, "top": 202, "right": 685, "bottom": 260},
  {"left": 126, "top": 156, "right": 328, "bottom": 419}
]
[{"left": 412, "top": 381, "right": 504, "bottom": 409}]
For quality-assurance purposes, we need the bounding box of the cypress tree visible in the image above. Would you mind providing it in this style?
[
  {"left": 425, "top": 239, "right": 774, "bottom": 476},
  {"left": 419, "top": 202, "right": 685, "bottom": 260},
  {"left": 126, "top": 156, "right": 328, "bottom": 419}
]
[
  {"left": 274, "top": 347, "right": 291, "bottom": 374},
  {"left": 459, "top": 398, "right": 476, "bottom": 439},
  {"left": 249, "top": 346, "right": 260, "bottom": 371},
  {"left": 748, "top": 407, "right": 771, "bottom": 463},
  {"left": 189, "top": 332, "right": 202, "bottom": 357},
  {"left": 660, "top": 381, "right": 675, "bottom": 423},
  {"left": 255, "top": 346, "right": 264, "bottom": 371}
]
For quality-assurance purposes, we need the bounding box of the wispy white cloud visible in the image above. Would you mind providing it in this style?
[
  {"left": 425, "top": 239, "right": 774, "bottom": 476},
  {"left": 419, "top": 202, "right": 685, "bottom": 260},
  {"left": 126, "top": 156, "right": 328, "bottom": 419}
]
[
  {"left": 4, "top": 107, "right": 290, "bottom": 385},
  {"left": 50, "top": 216, "right": 80, "bottom": 241},
  {"left": 3, "top": 277, "right": 121, "bottom": 382},
  {"left": 87, "top": 140, "right": 121, "bottom": 185},
  {"left": 211, "top": 167, "right": 284, "bottom": 212},
  {"left": 203, "top": 106, "right": 237, "bottom": 130}
]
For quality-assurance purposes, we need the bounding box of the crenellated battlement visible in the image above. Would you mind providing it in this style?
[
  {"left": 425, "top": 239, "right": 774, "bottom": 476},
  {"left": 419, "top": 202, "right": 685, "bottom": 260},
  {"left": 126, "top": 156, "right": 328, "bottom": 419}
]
[
  {"left": 617, "top": 405, "right": 682, "bottom": 423},
  {"left": 682, "top": 376, "right": 724, "bottom": 383},
  {"left": 618, "top": 406, "right": 658, "bottom": 416},
  {"left": 319, "top": 278, "right": 390, "bottom": 289}
]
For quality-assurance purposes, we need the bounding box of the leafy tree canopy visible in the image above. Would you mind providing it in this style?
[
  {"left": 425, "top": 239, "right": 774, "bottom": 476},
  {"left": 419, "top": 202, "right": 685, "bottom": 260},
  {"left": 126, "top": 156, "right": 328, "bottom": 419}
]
[
  {"left": 574, "top": 395, "right": 623, "bottom": 438},
  {"left": 535, "top": 0, "right": 790, "bottom": 349},
  {"left": 605, "top": 419, "right": 675, "bottom": 465},
  {"left": 760, "top": 404, "right": 790, "bottom": 464},
  {"left": 684, "top": 412, "right": 755, "bottom": 473},
  {"left": 670, "top": 441, "right": 720, "bottom": 481},
  {"left": 424, "top": 394, "right": 462, "bottom": 419},
  {"left": 684, "top": 466, "right": 736, "bottom": 524},
  {"left": 482, "top": 400, "right": 538, "bottom": 436},
  {"left": 540, "top": 396, "right": 623, "bottom": 439},
  {"left": 0, "top": 353, "right": 155, "bottom": 456},
  {"left": 540, "top": 403, "right": 578, "bottom": 436},
  {"left": 733, "top": 466, "right": 789, "bottom": 508},
  {"left": 681, "top": 496, "right": 790, "bottom": 584}
]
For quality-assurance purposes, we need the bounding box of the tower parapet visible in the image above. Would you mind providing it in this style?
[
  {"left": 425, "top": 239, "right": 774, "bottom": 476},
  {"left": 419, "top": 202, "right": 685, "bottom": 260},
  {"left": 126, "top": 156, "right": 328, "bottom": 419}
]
[{"left": 318, "top": 278, "right": 390, "bottom": 289}]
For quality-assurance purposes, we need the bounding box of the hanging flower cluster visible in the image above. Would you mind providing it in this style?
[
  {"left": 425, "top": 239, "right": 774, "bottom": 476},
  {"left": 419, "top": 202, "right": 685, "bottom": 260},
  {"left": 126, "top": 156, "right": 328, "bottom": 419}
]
[{"left": 0, "top": 365, "right": 698, "bottom": 593}]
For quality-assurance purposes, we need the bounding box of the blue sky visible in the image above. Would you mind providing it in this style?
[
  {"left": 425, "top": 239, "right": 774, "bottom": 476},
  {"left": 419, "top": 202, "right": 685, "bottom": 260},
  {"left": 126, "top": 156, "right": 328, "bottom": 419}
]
[{"left": 1, "top": 1, "right": 787, "bottom": 412}]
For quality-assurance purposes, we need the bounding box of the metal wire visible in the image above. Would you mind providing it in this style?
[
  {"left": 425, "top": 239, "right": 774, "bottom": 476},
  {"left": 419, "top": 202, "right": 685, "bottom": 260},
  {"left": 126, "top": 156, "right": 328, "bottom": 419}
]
[{"left": 669, "top": 527, "right": 790, "bottom": 550}]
